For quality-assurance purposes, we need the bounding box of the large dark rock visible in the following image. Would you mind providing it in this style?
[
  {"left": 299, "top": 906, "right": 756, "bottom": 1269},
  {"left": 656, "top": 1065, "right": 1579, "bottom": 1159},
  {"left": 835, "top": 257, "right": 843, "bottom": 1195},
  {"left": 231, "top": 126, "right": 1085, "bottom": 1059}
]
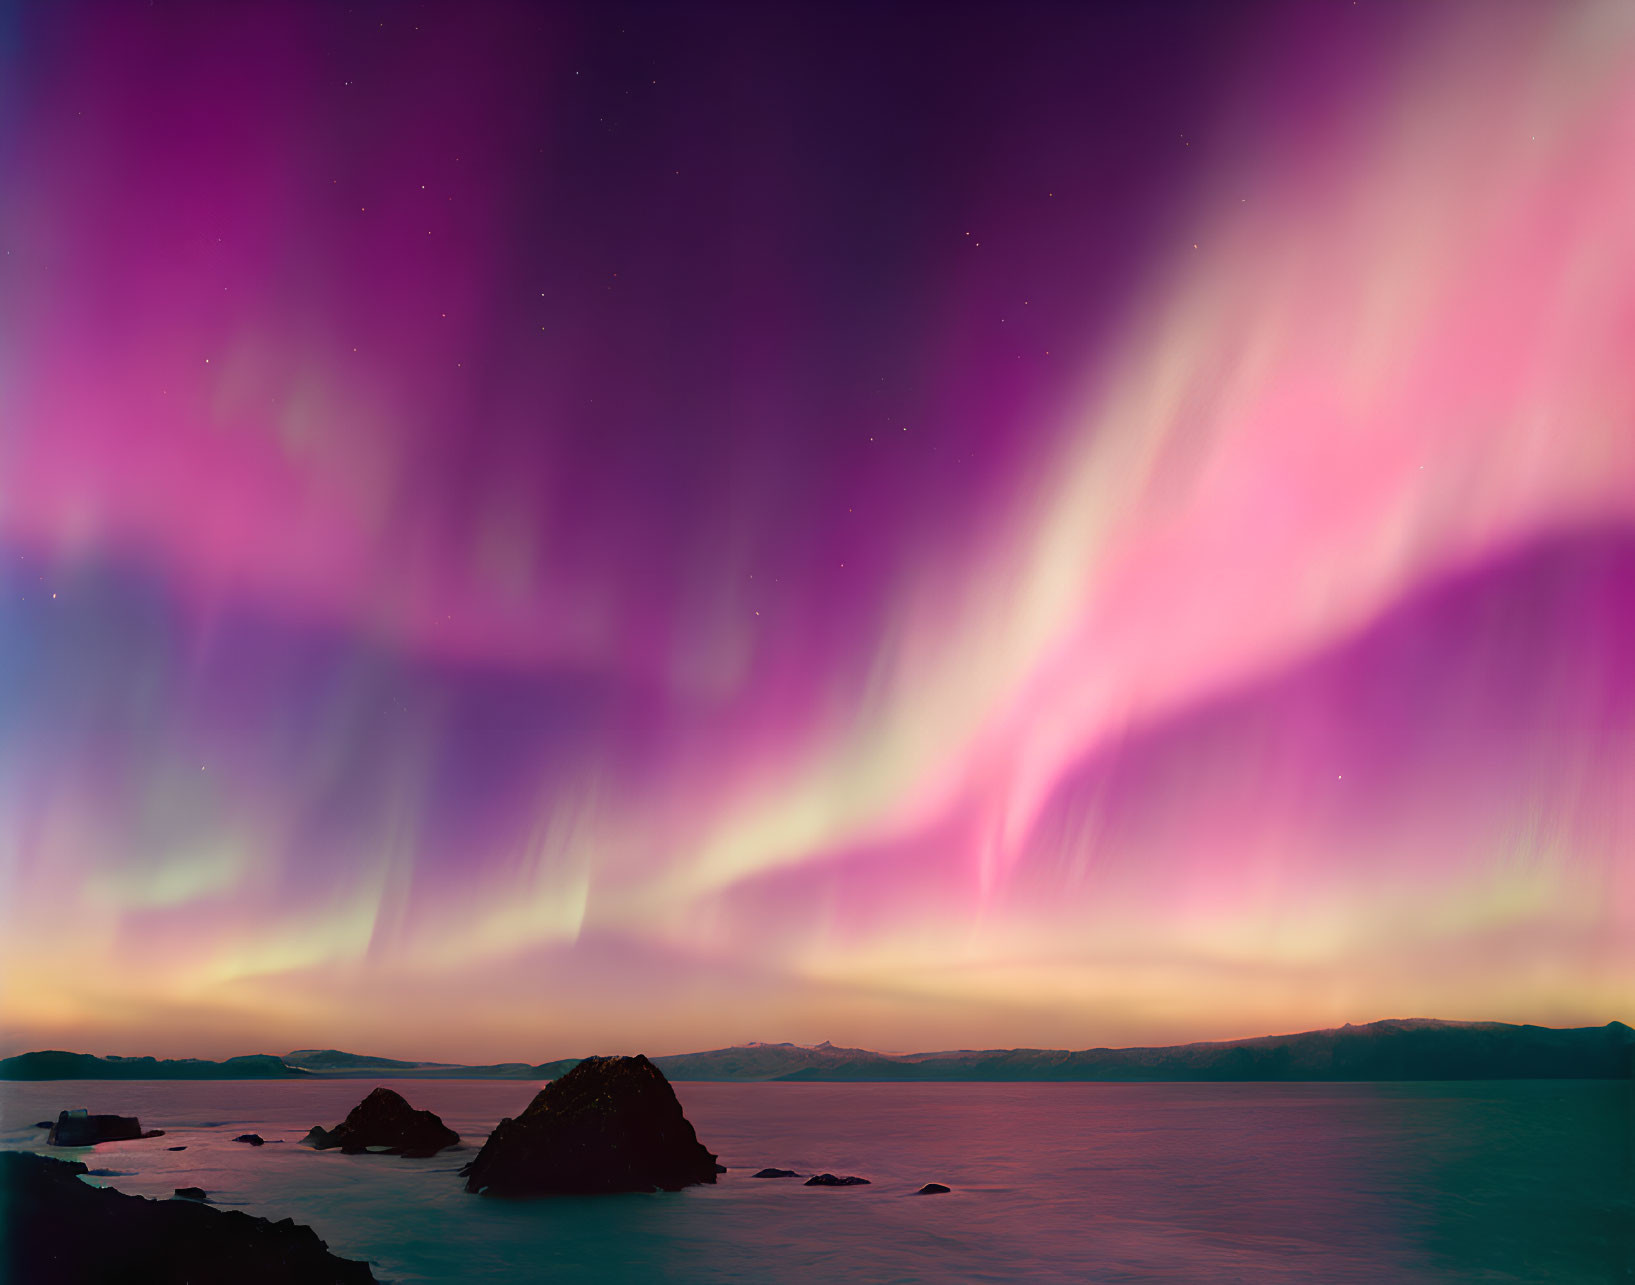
[
  {"left": 234, "top": 1133, "right": 267, "bottom": 1146},
  {"left": 462, "top": 1054, "right": 718, "bottom": 1195},
  {"left": 753, "top": 1167, "right": 800, "bottom": 1178},
  {"left": 0, "top": 1151, "right": 374, "bottom": 1283},
  {"left": 304, "top": 1087, "right": 458, "bottom": 1156},
  {"left": 46, "top": 1110, "right": 164, "bottom": 1146},
  {"left": 915, "top": 1182, "right": 951, "bottom": 1194},
  {"left": 173, "top": 1186, "right": 209, "bottom": 1201},
  {"left": 804, "top": 1172, "right": 870, "bottom": 1186}
]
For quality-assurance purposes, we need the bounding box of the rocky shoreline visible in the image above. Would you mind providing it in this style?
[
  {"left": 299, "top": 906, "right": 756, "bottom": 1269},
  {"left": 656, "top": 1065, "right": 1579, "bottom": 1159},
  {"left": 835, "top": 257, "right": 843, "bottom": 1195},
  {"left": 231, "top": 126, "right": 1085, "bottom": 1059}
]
[{"left": 0, "top": 1151, "right": 375, "bottom": 1284}]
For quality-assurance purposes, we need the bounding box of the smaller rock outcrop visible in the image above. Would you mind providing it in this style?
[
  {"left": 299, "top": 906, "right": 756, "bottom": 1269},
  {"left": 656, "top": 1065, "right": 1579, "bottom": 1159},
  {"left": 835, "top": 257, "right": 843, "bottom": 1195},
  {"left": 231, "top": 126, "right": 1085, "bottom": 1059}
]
[
  {"left": 462, "top": 1054, "right": 718, "bottom": 1195},
  {"left": 173, "top": 1187, "right": 209, "bottom": 1201},
  {"left": 167, "top": 1146, "right": 187, "bottom": 1152},
  {"left": 304, "top": 1087, "right": 458, "bottom": 1157},
  {"left": 46, "top": 1110, "right": 164, "bottom": 1146},
  {"left": 915, "top": 1183, "right": 951, "bottom": 1194},
  {"left": 34, "top": 1121, "right": 52, "bottom": 1129},
  {"left": 233, "top": 1134, "right": 267, "bottom": 1146},
  {"left": 753, "top": 1167, "right": 800, "bottom": 1178},
  {"left": 804, "top": 1173, "right": 870, "bottom": 1186}
]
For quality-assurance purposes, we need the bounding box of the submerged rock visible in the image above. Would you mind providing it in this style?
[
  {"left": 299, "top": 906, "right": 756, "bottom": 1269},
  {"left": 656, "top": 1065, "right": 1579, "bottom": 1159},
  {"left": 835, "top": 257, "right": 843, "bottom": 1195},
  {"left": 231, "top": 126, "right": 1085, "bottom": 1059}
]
[
  {"left": 305, "top": 1087, "right": 458, "bottom": 1156},
  {"left": 915, "top": 1183, "right": 951, "bottom": 1195},
  {"left": 234, "top": 1134, "right": 267, "bottom": 1146},
  {"left": 46, "top": 1110, "right": 164, "bottom": 1146},
  {"left": 804, "top": 1173, "right": 870, "bottom": 1186},
  {"left": 173, "top": 1186, "right": 209, "bottom": 1201},
  {"left": 33, "top": 1121, "right": 52, "bottom": 1130},
  {"left": 753, "top": 1167, "right": 800, "bottom": 1178},
  {"left": 167, "top": 1146, "right": 187, "bottom": 1152},
  {"left": 462, "top": 1054, "right": 718, "bottom": 1195},
  {"left": 0, "top": 1151, "right": 374, "bottom": 1283}
]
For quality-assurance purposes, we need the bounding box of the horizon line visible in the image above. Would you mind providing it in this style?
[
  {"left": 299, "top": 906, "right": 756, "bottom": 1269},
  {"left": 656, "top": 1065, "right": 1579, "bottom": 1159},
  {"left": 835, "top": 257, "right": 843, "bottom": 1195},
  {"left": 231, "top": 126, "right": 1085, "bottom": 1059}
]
[{"left": 6, "top": 1014, "right": 1631, "bottom": 1068}]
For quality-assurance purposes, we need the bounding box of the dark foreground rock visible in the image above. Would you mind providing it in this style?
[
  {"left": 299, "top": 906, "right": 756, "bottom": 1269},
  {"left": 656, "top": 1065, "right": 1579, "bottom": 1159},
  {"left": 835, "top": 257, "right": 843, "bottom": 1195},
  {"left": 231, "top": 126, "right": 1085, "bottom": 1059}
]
[
  {"left": 304, "top": 1087, "right": 459, "bottom": 1156},
  {"left": 173, "top": 1186, "right": 209, "bottom": 1200},
  {"left": 167, "top": 1146, "right": 187, "bottom": 1151},
  {"left": 234, "top": 1134, "right": 267, "bottom": 1146},
  {"left": 804, "top": 1173, "right": 870, "bottom": 1186},
  {"left": 915, "top": 1182, "right": 951, "bottom": 1194},
  {"left": 753, "top": 1167, "right": 800, "bottom": 1178},
  {"left": 462, "top": 1054, "right": 718, "bottom": 1195},
  {"left": 46, "top": 1110, "right": 164, "bottom": 1146},
  {"left": 0, "top": 1151, "right": 374, "bottom": 1283}
]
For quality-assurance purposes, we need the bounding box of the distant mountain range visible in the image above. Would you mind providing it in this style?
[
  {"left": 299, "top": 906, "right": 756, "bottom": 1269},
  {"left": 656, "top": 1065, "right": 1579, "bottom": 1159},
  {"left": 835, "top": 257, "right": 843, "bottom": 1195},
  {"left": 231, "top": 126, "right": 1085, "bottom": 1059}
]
[
  {"left": 4, "top": 1020, "right": 1629, "bottom": 1082},
  {"left": 0, "top": 1052, "right": 304, "bottom": 1080}
]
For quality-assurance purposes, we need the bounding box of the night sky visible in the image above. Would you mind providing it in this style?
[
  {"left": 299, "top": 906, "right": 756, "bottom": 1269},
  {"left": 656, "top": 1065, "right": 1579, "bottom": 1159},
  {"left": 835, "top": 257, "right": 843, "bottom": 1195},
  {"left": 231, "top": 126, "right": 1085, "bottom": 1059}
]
[{"left": 1, "top": 0, "right": 1632, "bottom": 1061}]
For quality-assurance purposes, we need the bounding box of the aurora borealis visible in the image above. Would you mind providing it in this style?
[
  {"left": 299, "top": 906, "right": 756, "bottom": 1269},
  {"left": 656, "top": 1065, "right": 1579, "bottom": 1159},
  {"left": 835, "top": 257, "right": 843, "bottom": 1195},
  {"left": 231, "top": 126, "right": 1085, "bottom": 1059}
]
[{"left": 1, "top": 0, "right": 1631, "bottom": 1062}]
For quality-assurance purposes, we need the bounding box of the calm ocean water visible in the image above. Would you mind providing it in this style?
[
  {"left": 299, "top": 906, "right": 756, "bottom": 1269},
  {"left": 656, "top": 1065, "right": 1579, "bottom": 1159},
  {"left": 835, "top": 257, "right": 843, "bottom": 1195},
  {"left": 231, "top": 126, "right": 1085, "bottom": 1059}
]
[{"left": 2, "top": 1078, "right": 1629, "bottom": 1282}]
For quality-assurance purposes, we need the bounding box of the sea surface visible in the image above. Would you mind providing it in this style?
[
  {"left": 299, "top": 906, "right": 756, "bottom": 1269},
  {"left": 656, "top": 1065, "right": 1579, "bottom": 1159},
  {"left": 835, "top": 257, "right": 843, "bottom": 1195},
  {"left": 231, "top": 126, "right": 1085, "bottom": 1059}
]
[{"left": 2, "top": 1078, "right": 1630, "bottom": 1282}]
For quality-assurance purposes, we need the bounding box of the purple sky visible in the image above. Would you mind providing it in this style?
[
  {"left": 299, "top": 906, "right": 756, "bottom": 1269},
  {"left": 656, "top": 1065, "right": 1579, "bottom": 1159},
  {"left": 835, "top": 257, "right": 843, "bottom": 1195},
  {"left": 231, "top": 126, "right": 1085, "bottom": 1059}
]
[{"left": 1, "top": 1, "right": 1631, "bottom": 1060}]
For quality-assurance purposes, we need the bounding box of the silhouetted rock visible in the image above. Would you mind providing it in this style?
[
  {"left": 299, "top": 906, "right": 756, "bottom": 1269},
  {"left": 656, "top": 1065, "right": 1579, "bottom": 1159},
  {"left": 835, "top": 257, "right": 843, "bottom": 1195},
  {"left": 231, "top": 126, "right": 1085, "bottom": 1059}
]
[
  {"left": 753, "top": 1167, "right": 800, "bottom": 1178},
  {"left": 915, "top": 1182, "right": 951, "bottom": 1194},
  {"left": 715, "top": 1163, "right": 728, "bottom": 1172},
  {"left": 0, "top": 1151, "right": 374, "bottom": 1283},
  {"left": 305, "top": 1087, "right": 458, "bottom": 1156},
  {"left": 33, "top": 1121, "right": 51, "bottom": 1129},
  {"left": 167, "top": 1146, "right": 187, "bottom": 1151},
  {"left": 804, "top": 1173, "right": 870, "bottom": 1186},
  {"left": 46, "top": 1110, "right": 164, "bottom": 1146},
  {"left": 234, "top": 1133, "right": 267, "bottom": 1146},
  {"left": 462, "top": 1054, "right": 718, "bottom": 1195},
  {"left": 173, "top": 1186, "right": 208, "bottom": 1201}
]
